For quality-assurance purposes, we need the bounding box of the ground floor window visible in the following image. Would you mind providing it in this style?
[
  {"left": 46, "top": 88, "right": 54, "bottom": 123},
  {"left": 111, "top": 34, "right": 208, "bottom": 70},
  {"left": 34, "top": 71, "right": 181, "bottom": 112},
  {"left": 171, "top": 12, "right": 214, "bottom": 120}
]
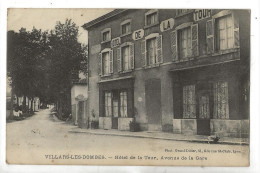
[
  {"left": 183, "top": 85, "right": 196, "bottom": 118},
  {"left": 104, "top": 92, "right": 112, "bottom": 117},
  {"left": 181, "top": 81, "right": 229, "bottom": 119},
  {"left": 104, "top": 90, "right": 128, "bottom": 117},
  {"left": 120, "top": 91, "right": 127, "bottom": 117},
  {"left": 213, "top": 81, "right": 229, "bottom": 119}
]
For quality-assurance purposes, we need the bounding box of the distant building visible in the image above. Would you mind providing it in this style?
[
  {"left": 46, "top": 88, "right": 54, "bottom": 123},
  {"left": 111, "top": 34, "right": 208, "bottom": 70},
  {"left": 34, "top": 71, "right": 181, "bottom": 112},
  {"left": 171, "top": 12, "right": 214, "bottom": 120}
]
[
  {"left": 83, "top": 9, "right": 250, "bottom": 137},
  {"left": 71, "top": 74, "right": 88, "bottom": 127}
]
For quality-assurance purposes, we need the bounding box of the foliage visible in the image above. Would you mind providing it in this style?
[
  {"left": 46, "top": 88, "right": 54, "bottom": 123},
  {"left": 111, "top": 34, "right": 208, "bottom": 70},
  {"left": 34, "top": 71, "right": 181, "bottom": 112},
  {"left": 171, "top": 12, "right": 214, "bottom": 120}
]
[{"left": 7, "top": 19, "right": 88, "bottom": 116}]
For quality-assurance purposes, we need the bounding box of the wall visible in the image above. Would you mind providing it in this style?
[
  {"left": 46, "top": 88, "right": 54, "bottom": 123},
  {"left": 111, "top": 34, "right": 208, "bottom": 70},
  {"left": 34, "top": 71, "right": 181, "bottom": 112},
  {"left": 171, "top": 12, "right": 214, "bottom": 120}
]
[{"left": 86, "top": 9, "right": 250, "bottom": 132}]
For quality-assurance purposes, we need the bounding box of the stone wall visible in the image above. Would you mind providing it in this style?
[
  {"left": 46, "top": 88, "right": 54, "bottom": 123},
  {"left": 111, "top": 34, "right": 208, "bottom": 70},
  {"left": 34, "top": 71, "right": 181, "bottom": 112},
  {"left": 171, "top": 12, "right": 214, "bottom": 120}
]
[{"left": 118, "top": 118, "right": 133, "bottom": 131}]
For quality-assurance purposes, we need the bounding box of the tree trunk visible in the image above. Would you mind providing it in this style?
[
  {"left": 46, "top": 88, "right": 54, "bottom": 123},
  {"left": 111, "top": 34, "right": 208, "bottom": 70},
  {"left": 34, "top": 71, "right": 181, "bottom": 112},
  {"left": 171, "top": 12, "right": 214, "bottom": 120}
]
[
  {"left": 31, "top": 97, "right": 34, "bottom": 112},
  {"left": 23, "top": 95, "right": 26, "bottom": 107}
]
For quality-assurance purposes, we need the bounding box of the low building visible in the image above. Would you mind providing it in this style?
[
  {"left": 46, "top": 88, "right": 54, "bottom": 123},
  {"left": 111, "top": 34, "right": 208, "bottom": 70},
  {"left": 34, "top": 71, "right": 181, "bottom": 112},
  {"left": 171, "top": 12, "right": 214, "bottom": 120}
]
[
  {"left": 71, "top": 78, "right": 88, "bottom": 127},
  {"left": 83, "top": 9, "right": 250, "bottom": 137}
]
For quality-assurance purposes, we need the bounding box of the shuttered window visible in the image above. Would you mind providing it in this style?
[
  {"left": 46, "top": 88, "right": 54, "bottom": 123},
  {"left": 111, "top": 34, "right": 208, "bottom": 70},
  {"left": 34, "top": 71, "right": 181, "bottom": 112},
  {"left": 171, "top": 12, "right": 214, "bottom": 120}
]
[
  {"left": 216, "top": 15, "right": 234, "bottom": 50},
  {"left": 179, "top": 27, "right": 192, "bottom": 59},
  {"left": 183, "top": 85, "right": 196, "bottom": 118},
  {"left": 99, "top": 49, "right": 113, "bottom": 76},
  {"left": 213, "top": 82, "right": 229, "bottom": 119},
  {"left": 142, "top": 34, "right": 163, "bottom": 67},
  {"left": 171, "top": 24, "right": 198, "bottom": 62},
  {"left": 207, "top": 12, "right": 239, "bottom": 54},
  {"left": 117, "top": 43, "right": 134, "bottom": 72},
  {"left": 102, "top": 52, "right": 109, "bottom": 75}
]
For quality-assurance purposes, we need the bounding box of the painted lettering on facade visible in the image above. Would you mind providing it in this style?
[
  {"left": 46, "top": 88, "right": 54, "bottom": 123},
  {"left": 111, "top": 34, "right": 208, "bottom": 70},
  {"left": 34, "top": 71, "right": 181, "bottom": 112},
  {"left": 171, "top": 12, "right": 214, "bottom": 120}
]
[
  {"left": 160, "top": 18, "right": 174, "bottom": 32},
  {"left": 194, "top": 9, "right": 212, "bottom": 21},
  {"left": 111, "top": 37, "right": 121, "bottom": 48},
  {"left": 132, "top": 29, "right": 144, "bottom": 41}
]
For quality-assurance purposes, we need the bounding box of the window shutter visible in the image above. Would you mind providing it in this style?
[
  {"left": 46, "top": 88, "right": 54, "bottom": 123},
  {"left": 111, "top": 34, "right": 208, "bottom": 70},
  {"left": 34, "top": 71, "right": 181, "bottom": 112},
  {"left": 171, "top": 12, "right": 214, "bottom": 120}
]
[
  {"left": 98, "top": 53, "right": 102, "bottom": 75},
  {"left": 191, "top": 24, "right": 199, "bottom": 56},
  {"left": 109, "top": 50, "right": 113, "bottom": 73},
  {"left": 141, "top": 40, "right": 147, "bottom": 67},
  {"left": 206, "top": 19, "right": 214, "bottom": 54},
  {"left": 130, "top": 43, "right": 135, "bottom": 69},
  {"left": 170, "top": 30, "right": 178, "bottom": 61},
  {"left": 233, "top": 14, "right": 240, "bottom": 48},
  {"left": 117, "top": 47, "right": 122, "bottom": 72},
  {"left": 156, "top": 35, "right": 163, "bottom": 63}
]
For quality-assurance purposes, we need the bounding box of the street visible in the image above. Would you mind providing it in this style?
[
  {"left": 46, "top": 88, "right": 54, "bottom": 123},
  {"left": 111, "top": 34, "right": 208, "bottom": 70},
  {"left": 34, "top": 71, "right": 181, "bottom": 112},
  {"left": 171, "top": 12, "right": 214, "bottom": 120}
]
[{"left": 6, "top": 109, "right": 249, "bottom": 166}]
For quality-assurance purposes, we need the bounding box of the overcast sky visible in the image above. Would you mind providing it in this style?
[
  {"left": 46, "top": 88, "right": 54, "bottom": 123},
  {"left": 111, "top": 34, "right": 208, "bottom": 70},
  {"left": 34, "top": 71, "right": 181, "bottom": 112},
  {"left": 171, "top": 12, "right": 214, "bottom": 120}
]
[{"left": 7, "top": 8, "right": 113, "bottom": 44}]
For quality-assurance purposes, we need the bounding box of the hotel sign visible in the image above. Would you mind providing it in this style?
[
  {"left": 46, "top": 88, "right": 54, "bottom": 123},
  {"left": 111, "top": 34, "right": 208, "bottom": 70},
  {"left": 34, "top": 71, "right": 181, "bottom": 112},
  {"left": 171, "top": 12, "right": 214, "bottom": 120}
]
[
  {"left": 111, "top": 37, "right": 121, "bottom": 48},
  {"left": 160, "top": 18, "right": 174, "bottom": 32},
  {"left": 132, "top": 29, "right": 144, "bottom": 41},
  {"left": 193, "top": 9, "right": 212, "bottom": 22}
]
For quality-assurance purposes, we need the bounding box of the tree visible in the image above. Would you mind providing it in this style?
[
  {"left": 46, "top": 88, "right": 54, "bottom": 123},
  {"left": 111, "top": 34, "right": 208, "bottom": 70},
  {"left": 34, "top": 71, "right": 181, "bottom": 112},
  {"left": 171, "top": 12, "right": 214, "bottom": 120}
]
[{"left": 7, "top": 19, "right": 87, "bottom": 119}]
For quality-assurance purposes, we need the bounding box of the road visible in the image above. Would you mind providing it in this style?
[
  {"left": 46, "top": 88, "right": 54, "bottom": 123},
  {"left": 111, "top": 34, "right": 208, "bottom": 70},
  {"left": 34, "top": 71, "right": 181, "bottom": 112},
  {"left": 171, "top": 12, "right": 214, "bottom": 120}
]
[{"left": 6, "top": 109, "right": 249, "bottom": 166}]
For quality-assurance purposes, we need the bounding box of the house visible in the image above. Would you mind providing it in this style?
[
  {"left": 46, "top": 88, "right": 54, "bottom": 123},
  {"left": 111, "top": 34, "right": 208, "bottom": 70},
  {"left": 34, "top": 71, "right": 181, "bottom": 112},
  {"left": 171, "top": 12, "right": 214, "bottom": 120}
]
[
  {"left": 71, "top": 75, "right": 88, "bottom": 127},
  {"left": 82, "top": 9, "right": 250, "bottom": 137}
]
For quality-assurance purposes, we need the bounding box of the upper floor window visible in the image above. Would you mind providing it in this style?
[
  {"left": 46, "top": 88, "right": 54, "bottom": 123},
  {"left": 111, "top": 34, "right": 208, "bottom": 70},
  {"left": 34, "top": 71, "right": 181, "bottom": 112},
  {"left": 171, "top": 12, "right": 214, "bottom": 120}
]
[
  {"left": 141, "top": 33, "right": 163, "bottom": 67},
  {"left": 147, "top": 37, "right": 158, "bottom": 65},
  {"left": 178, "top": 27, "right": 192, "bottom": 58},
  {"left": 121, "top": 19, "right": 131, "bottom": 35},
  {"left": 170, "top": 23, "right": 199, "bottom": 62},
  {"left": 101, "top": 28, "right": 111, "bottom": 43},
  {"left": 145, "top": 10, "right": 159, "bottom": 27},
  {"left": 216, "top": 15, "right": 234, "bottom": 50},
  {"left": 99, "top": 49, "right": 113, "bottom": 76},
  {"left": 117, "top": 42, "right": 134, "bottom": 72},
  {"left": 176, "top": 9, "right": 191, "bottom": 16},
  {"left": 206, "top": 10, "right": 239, "bottom": 54}
]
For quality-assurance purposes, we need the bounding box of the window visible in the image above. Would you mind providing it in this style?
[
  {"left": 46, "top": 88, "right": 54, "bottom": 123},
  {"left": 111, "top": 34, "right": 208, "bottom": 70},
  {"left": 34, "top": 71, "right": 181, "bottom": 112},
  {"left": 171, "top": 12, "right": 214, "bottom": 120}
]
[
  {"left": 206, "top": 11, "right": 239, "bottom": 54},
  {"left": 102, "top": 52, "right": 109, "bottom": 75},
  {"left": 99, "top": 49, "right": 113, "bottom": 76},
  {"left": 216, "top": 15, "right": 234, "bottom": 50},
  {"left": 117, "top": 42, "right": 134, "bottom": 72},
  {"left": 104, "top": 92, "right": 112, "bottom": 117},
  {"left": 147, "top": 38, "right": 158, "bottom": 65},
  {"left": 171, "top": 24, "right": 198, "bottom": 62},
  {"left": 141, "top": 34, "right": 163, "bottom": 67},
  {"left": 120, "top": 91, "right": 128, "bottom": 117},
  {"left": 183, "top": 85, "right": 196, "bottom": 118},
  {"left": 178, "top": 27, "right": 192, "bottom": 59},
  {"left": 122, "top": 46, "right": 131, "bottom": 71},
  {"left": 121, "top": 23, "right": 131, "bottom": 35},
  {"left": 101, "top": 28, "right": 111, "bottom": 42},
  {"left": 176, "top": 9, "right": 191, "bottom": 16},
  {"left": 103, "top": 90, "right": 128, "bottom": 118},
  {"left": 145, "top": 10, "right": 158, "bottom": 26},
  {"left": 213, "top": 82, "right": 229, "bottom": 119}
]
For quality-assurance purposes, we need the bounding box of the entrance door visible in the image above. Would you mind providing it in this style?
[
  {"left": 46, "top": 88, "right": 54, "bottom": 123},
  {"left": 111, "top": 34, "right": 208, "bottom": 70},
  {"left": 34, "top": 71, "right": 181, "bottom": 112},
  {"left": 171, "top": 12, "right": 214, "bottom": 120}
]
[
  {"left": 78, "top": 101, "right": 84, "bottom": 125},
  {"left": 197, "top": 94, "right": 210, "bottom": 135},
  {"left": 112, "top": 92, "right": 119, "bottom": 129},
  {"left": 145, "top": 79, "right": 162, "bottom": 131}
]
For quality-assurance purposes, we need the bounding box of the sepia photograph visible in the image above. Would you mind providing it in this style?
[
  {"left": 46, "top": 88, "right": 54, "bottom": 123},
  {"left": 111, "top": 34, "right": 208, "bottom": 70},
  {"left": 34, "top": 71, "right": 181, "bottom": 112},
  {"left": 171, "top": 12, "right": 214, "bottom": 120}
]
[{"left": 1, "top": 1, "right": 257, "bottom": 170}]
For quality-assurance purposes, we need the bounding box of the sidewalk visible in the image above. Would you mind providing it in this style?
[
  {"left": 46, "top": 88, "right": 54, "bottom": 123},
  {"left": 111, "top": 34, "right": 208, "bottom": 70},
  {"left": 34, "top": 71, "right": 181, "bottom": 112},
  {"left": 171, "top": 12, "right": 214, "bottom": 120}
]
[{"left": 68, "top": 127, "right": 249, "bottom": 145}]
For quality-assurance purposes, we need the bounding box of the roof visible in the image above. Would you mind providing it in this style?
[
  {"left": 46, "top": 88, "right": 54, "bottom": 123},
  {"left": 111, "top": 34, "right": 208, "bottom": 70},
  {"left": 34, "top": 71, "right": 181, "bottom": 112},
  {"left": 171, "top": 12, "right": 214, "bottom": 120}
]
[
  {"left": 72, "top": 78, "right": 88, "bottom": 85},
  {"left": 82, "top": 9, "right": 128, "bottom": 30}
]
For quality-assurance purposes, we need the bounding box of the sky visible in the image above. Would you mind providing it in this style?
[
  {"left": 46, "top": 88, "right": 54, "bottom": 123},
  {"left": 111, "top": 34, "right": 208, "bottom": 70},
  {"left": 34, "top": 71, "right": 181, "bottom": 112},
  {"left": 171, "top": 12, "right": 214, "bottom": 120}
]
[{"left": 7, "top": 8, "right": 114, "bottom": 44}]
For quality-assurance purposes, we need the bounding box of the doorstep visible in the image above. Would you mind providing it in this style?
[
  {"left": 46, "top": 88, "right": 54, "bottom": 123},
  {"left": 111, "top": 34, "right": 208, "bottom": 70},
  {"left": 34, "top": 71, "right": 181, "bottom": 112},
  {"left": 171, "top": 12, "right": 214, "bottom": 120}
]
[{"left": 68, "top": 128, "right": 249, "bottom": 145}]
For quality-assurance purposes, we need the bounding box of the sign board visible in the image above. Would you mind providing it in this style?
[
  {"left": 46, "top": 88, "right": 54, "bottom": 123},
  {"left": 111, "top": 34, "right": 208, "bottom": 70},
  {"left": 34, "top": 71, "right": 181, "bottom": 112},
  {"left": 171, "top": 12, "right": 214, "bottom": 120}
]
[
  {"left": 194, "top": 9, "right": 212, "bottom": 22},
  {"left": 132, "top": 29, "right": 144, "bottom": 41},
  {"left": 160, "top": 18, "right": 174, "bottom": 32},
  {"left": 111, "top": 37, "right": 121, "bottom": 48}
]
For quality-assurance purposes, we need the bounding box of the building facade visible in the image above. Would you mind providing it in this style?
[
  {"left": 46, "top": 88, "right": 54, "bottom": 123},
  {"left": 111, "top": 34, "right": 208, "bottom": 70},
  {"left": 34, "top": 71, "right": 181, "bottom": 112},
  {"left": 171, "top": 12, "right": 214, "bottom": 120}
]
[{"left": 83, "top": 9, "right": 250, "bottom": 137}]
